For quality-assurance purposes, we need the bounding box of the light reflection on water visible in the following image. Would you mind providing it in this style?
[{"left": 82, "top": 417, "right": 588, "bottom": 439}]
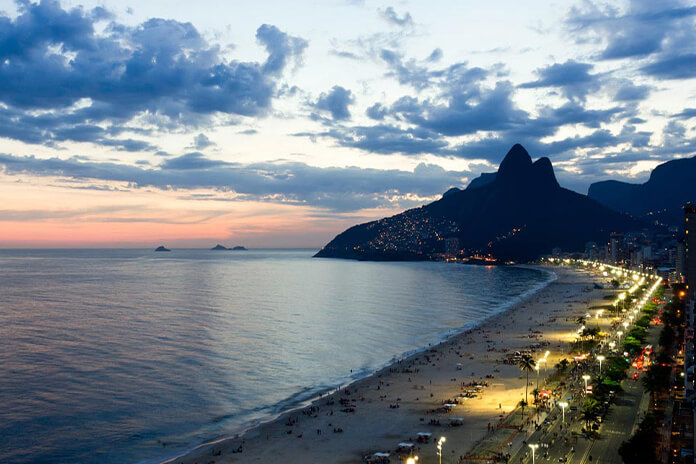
[{"left": 0, "top": 249, "right": 551, "bottom": 464}]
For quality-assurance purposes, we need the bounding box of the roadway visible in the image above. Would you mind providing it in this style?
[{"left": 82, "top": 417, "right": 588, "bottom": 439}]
[{"left": 506, "top": 294, "right": 663, "bottom": 464}]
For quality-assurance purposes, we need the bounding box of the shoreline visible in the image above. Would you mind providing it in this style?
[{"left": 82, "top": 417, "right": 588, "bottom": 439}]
[
  {"left": 166, "top": 264, "right": 595, "bottom": 464},
  {"left": 156, "top": 264, "right": 558, "bottom": 464}
]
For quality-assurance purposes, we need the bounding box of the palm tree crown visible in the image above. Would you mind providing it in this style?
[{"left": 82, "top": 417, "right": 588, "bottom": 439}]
[{"left": 518, "top": 354, "right": 536, "bottom": 404}]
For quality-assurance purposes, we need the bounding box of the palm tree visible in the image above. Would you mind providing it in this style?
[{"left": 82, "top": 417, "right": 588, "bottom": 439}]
[
  {"left": 518, "top": 354, "right": 536, "bottom": 405},
  {"left": 580, "top": 326, "right": 600, "bottom": 352},
  {"left": 585, "top": 326, "right": 601, "bottom": 340},
  {"left": 556, "top": 358, "right": 570, "bottom": 374},
  {"left": 582, "top": 398, "right": 600, "bottom": 429}
]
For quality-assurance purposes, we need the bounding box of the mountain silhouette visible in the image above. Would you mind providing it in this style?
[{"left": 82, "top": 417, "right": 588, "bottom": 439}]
[
  {"left": 588, "top": 155, "right": 696, "bottom": 225},
  {"left": 315, "top": 144, "right": 641, "bottom": 262}
]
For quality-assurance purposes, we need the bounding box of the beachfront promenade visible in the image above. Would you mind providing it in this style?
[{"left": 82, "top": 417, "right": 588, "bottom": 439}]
[
  {"left": 505, "top": 278, "right": 663, "bottom": 464},
  {"left": 171, "top": 263, "right": 662, "bottom": 464}
]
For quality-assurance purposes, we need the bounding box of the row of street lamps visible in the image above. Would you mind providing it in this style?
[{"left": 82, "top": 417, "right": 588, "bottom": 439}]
[
  {"left": 522, "top": 259, "right": 662, "bottom": 464},
  {"left": 410, "top": 261, "right": 659, "bottom": 464}
]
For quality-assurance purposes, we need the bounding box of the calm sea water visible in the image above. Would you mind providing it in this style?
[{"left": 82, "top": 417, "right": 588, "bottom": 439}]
[{"left": 0, "top": 249, "right": 553, "bottom": 464}]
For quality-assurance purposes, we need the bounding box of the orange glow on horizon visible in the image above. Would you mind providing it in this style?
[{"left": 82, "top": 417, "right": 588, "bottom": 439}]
[{"left": 0, "top": 174, "right": 396, "bottom": 248}]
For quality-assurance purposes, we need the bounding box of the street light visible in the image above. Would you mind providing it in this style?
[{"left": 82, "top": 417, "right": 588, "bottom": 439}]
[
  {"left": 437, "top": 436, "right": 446, "bottom": 464},
  {"left": 529, "top": 443, "right": 539, "bottom": 464},
  {"left": 582, "top": 374, "right": 591, "bottom": 394},
  {"left": 609, "top": 341, "right": 616, "bottom": 351},
  {"left": 535, "top": 364, "right": 540, "bottom": 390},
  {"left": 597, "top": 355, "right": 605, "bottom": 375},
  {"left": 623, "top": 321, "right": 629, "bottom": 330},
  {"left": 406, "top": 457, "right": 419, "bottom": 464},
  {"left": 559, "top": 401, "right": 569, "bottom": 424},
  {"left": 617, "top": 331, "right": 623, "bottom": 344}
]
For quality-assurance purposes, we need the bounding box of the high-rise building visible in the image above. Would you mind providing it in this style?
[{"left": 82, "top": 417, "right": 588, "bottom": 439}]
[
  {"left": 685, "top": 204, "right": 696, "bottom": 299},
  {"left": 677, "top": 240, "right": 686, "bottom": 283},
  {"left": 443, "top": 237, "right": 459, "bottom": 257},
  {"left": 609, "top": 232, "right": 624, "bottom": 265}
]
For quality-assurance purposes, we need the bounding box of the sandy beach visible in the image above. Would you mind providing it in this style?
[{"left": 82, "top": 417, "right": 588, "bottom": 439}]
[{"left": 167, "top": 265, "right": 608, "bottom": 464}]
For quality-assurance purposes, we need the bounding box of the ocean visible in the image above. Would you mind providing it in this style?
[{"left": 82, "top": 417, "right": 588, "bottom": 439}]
[{"left": 0, "top": 249, "right": 553, "bottom": 464}]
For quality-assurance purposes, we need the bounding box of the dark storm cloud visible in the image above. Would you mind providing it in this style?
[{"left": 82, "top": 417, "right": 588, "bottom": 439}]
[
  {"left": 313, "top": 86, "right": 355, "bottom": 121},
  {"left": 0, "top": 152, "right": 467, "bottom": 212},
  {"left": 0, "top": 0, "right": 306, "bottom": 149}
]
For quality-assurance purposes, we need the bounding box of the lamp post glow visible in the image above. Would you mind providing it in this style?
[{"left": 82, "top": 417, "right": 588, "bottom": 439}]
[
  {"left": 437, "top": 437, "right": 446, "bottom": 464},
  {"left": 617, "top": 331, "right": 623, "bottom": 344},
  {"left": 559, "top": 401, "right": 569, "bottom": 424},
  {"left": 535, "top": 364, "right": 540, "bottom": 390},
  {"left": 529, "top": 443, "right": 539, "bottom": 464},
  {"left": 623, "top": 321, "right": 629, "bottom": 330},
  {"left": 597, "top": 355, "right": 605, "bottom": 375},
  {"left": 582, "top": 375, "right": 591, "bottom": 394},
  {"left": 609, "top": 341, "right": 616, "bottom": 351},
  {"left": 406, "top": 457, "right": 419, "bottom": 464}
]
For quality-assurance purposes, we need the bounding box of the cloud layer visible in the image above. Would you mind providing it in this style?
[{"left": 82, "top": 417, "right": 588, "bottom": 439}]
[
  {"left": 0, "top": 0, "right": 695, "bottom": 239},
  {"left": 0, "top": 151, "right": 467, "bottom": 212},
  {"left": 0, "top": 0, "right": 306, "bottom": 149}
]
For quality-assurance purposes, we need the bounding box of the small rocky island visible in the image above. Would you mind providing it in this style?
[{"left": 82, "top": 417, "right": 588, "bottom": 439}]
[
  {"left": 154, "top": 245, "right": 171, "bottom": 252},
  {"left": 210, "top": 244, "right": 247, "bottom": 250}
]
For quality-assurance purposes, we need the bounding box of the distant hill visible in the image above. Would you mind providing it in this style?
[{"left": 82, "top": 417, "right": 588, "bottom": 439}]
[
  {"left": 588, "top": 155, "right": 696, "bottom": 225},
  {"left": 211, "top": 244, "right": 229, "bottom": 250},
  {"left": 466, "top": 171, "right": 496, "bottom": 191},
  {"left": 315, "top": 144, "right": 642, "bottom": 262},
  {"left": 155, "top": 245, "right": 171, "bottom": 252}
]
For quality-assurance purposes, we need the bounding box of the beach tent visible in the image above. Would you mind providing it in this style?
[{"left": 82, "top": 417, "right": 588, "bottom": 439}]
[
  {"left": 365, "top": 452, "right": 390, "bottom": 464},
  {"left": 450, "top": 417, "right": 464, "bottom": 426},
  {"left": 417, "top": 432, "right": 432, "bottom": 443},
  {"left": 397, "top": 442, "right": 415, "bottom": 451},
  {"left": 443, "top": 403, "right": 457, "bottom": 409}
]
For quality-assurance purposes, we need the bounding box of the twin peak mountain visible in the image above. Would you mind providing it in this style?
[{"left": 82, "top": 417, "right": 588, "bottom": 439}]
[{"left": 315, "top": 144, "right": 639, "bottom": 262}]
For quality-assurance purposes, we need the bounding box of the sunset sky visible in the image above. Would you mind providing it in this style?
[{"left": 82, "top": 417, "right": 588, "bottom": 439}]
[{"left": 0, "top": 0, "right": 694, "bottom": 247}]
